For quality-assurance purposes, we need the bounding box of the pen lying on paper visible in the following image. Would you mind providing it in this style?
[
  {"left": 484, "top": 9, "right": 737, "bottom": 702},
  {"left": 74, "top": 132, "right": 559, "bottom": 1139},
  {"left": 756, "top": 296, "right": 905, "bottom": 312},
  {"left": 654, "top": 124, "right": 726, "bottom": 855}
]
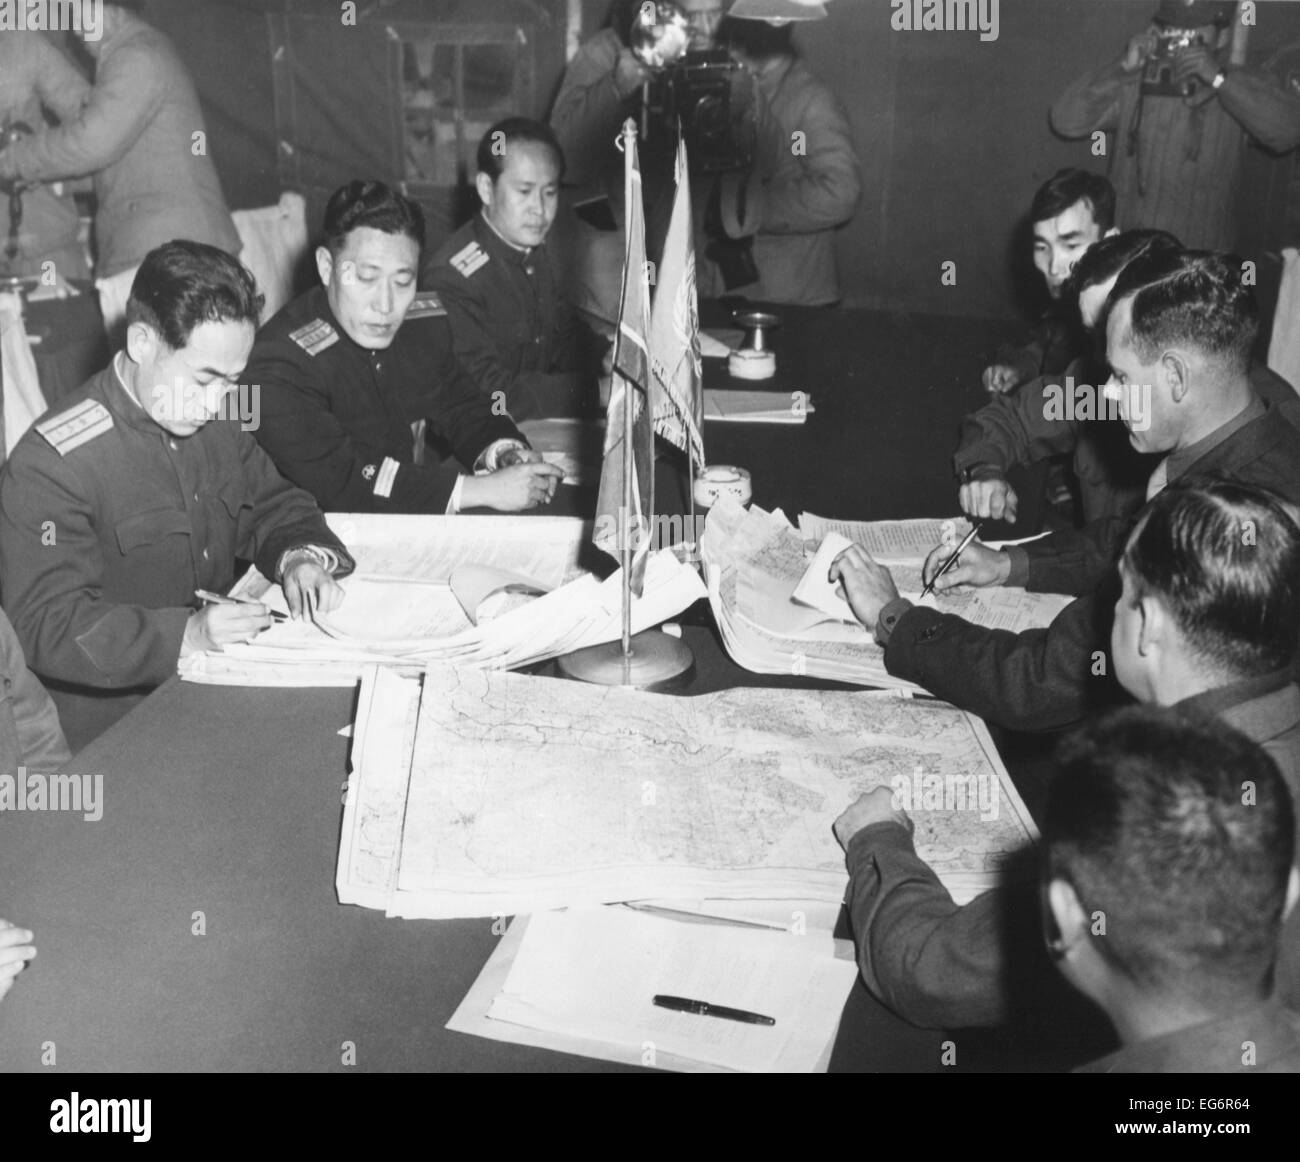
[
  {"left": 919, "top": 520, "right": 985, "bottom": 600},
  {"left": 194, "top": 588, "right": 288, "bottom": 622},
  {"left": 652, "top": 995, "right": 776, "bottom": 1026}
]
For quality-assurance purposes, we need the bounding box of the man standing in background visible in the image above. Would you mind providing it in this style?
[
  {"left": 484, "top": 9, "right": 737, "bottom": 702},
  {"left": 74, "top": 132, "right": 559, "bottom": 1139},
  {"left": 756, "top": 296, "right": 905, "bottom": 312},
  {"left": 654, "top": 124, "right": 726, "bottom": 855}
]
[
  {"left": 0, "top": 2, "right": 240, "bottom": 342},
  {"left": 1051, "top": 0, "right": 1300, "bottom": 250}
]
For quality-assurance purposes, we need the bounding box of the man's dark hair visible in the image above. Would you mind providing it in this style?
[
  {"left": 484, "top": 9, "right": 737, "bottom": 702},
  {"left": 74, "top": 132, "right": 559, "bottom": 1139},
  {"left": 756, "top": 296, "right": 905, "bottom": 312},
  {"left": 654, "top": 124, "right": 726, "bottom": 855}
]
[
  {"left": 1029, "top": 168, "right": 1116, "bottom": 234},
  {"left": 1046, "top": 705, "right": 1295, "bottom": 1005},
  {"left": 1109, "top": 248, "right": 1259, "bottom": 371},
  {"left": 1121, "top": 478, "right": 1300, "bottom": 679},
  {"left": 1068, "top": 229, "right": 1182, "bottom": 298},
  {"left": 476, "top": 118, "right": 565, "bottom": 183},
  {"left": 720, "top": 16, "right": 794, "bottom": 59},
  {"left": 321, "top": 181, "right": 425, "bottom": 256},
  {"left": 125, "top": 240, "right": 263, "bottom": 351}
]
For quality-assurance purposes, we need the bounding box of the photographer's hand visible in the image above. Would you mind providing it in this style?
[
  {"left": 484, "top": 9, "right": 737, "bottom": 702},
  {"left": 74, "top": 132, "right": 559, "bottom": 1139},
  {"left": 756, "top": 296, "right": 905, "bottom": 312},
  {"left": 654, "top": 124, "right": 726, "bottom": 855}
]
[
  {"left": 613, "top": 48, "right": 652, "bottom": 99},
  {"left": 1172, "top": 44, "right": 1221, "bottom": 89},
  {"left": 1122, "top": 29, "right": 1158, "bottom": 74}
]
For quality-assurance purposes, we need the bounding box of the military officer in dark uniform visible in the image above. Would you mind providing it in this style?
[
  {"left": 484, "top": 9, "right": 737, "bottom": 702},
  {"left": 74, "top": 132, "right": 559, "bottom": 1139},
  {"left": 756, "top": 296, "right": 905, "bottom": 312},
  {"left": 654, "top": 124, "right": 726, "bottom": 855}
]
[
  {"left": 0, "top": 241, "right": 352, "bottom": 750},
  {"left": 248, "top": 181, "right": 563, "bottom": 514},
  {"left": 423, "top": 118, "right": 589, "bottom": 421}
]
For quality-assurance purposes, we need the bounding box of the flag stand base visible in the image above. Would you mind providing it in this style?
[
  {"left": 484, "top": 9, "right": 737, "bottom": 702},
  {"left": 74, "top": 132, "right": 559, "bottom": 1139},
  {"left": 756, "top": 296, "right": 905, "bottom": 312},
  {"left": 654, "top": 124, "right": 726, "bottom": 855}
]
[{"left": 556, "top": 630, "right": 695, "bottom": 692}]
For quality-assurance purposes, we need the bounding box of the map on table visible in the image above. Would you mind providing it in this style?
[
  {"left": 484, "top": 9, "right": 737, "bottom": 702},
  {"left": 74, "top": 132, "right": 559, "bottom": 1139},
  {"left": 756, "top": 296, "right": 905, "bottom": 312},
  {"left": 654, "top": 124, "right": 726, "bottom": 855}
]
[{"left": 338, "top": 665, "right": 1038, "bottom": 919}]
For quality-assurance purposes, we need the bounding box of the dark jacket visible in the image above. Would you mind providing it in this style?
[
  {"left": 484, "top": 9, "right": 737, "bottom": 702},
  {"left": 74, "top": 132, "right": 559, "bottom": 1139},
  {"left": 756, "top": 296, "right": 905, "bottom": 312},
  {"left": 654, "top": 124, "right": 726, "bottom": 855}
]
[
  {"left": 0, "top": 608, "right": 69, "bottom": 772},
  {"left": 247, "top": 285, "right": 525, "bottom": 514},
  {"left": 844, "top": 673, "right": 1300, "bottom": 1032},
  {"left": 0, "top": 362, "right": 348, "bottom": 745},
  {"left": 423, "top": 213, "right": 588, "bottom": 420},
  {"left": 886, "top": 401, "right": 1300, "bottom": 732}
]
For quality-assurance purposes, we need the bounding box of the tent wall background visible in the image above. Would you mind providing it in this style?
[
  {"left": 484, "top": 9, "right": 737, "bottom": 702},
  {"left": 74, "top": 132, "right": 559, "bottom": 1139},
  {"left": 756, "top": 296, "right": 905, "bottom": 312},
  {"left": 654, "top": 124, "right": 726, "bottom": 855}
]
[{"left": 137, "top": 0, "right": 1300, "bottom": 323}]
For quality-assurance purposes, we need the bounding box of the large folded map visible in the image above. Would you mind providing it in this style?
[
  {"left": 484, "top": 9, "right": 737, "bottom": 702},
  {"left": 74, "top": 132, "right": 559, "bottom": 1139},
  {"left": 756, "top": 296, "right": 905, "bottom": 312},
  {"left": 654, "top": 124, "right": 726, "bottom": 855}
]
[{"left": 338, "top": 665, "right": 1038, "bottom": 918}]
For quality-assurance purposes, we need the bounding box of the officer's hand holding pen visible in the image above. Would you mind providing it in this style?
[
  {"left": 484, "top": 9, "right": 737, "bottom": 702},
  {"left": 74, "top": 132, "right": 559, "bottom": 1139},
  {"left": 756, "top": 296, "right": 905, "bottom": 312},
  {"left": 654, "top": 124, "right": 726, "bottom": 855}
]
[
  {"left": 920, "top": 530, "right": 1010, "bottom": 593},
  {"left": 183, "top": 601, "right": 273, "bottom": 654}
]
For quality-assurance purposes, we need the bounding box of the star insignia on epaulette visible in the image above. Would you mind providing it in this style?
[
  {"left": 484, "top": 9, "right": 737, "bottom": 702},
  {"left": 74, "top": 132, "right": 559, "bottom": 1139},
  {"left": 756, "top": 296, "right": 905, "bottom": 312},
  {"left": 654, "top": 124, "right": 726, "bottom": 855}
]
[
  {"left": 35, "top": 399, "right": 114, "bottom": 456},
  {"left": 289, "top": 318, "right": 340, "bottom": 356},
  {"left": 449, "top": 240, "right": 490, "bottom": 279},
  {"left": 406, "top": 291, "right": 447, "bottom": 319},
  {"left": 362, "top": 463, "right": 377, "bottom": 481}
]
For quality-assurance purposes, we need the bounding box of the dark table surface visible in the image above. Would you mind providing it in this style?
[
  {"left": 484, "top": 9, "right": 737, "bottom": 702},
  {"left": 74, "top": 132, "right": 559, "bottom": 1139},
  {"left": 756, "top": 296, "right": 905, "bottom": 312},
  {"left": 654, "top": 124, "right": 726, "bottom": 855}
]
[{"left": 1, "top": 306, "right": 1073, "bottom": 1073}]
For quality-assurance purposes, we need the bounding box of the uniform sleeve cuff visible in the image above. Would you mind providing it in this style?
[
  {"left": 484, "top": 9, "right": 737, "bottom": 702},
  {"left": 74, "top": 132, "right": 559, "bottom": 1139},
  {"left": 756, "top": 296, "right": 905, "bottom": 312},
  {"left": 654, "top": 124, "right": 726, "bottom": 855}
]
[
  {"left": 448, "top": 475, "right": 466, "bottom": 514},
  {"left": 1003, "top": 547, "right": 1029, "bottom": 588},
  {"left": 874, "top": 597, "right": 914, "bottom": 647},
  {"left": 276, "top": 545, "right": 341, "bottom": 581},
  {"left": 476, "top": 438, "right": 529, "bottom": 472},
  {"left": 845, "top": 820, "right": 917, "bottom": 873}
]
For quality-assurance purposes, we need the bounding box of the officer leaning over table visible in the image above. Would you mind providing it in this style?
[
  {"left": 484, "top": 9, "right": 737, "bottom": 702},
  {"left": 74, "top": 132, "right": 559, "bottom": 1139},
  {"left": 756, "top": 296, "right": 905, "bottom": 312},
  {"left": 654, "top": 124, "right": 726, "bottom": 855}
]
[{"left": 0, "top": 240, "right": 353, "bottom": 751}]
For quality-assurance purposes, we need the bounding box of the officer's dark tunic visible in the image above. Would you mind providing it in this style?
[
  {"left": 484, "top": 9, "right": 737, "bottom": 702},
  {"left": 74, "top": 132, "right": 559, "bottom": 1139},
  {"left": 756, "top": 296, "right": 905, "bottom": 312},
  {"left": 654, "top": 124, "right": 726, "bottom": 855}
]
[
  {"left": 424, "top": 213, "right": 588, "bottom": 421},
  {"left": 247, "top": 286, "right": 524, "bottom": 513}
]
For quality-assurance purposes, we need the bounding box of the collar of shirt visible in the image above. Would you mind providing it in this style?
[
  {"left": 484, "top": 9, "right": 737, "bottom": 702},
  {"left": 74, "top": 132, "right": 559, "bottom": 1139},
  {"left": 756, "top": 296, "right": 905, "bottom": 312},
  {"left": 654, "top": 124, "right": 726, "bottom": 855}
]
[
  {"left": 1162, "top": 393, "right": 1266, "bottom": 486},
  {"left": 1174, "top": 669, "right": 1296, "bottom": 725},
  {"left": 107, "top": 350, "right": 170, "bottom": 437},
  {"left": 477, "top": 210, "right": 535, "bottom": 267}
]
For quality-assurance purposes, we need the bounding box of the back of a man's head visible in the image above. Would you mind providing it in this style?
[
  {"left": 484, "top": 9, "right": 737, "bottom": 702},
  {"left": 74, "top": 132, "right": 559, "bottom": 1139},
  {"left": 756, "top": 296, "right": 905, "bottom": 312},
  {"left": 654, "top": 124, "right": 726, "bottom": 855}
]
[
  {"left": 1047, "top": 705, "right": 1295, "bottom": 1009},
  {"left": 1070, "top": 229, "right": 1181, "bottom": 300},
  {"left": 321, "top": 180, "right": 425, "bottom": 257},
  {"left": 1030, "top": 168, "right": 1116, "bottom": 234},
  {"left": 1109, "top": 248, "right": 1259, "bottom": 378},
  {"left": 125, "top": 240, "right": 263, "bottom": 351},
  {"left": 1122, "top": 478, "right": 1300, "bottom": 681}
]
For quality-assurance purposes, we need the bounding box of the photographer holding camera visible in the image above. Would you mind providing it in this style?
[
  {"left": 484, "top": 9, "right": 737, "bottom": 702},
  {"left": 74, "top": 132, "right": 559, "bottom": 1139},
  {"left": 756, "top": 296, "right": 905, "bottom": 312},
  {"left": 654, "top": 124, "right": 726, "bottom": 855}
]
[
  {"left": 551, "top": 1, "right": 860, "bottom": 317},
  {"left": 1051, "top": 0, "right": 1300, "bottom": 251},
  {"left": 551, "top": 0, "right": 734, "bottom": 324}
]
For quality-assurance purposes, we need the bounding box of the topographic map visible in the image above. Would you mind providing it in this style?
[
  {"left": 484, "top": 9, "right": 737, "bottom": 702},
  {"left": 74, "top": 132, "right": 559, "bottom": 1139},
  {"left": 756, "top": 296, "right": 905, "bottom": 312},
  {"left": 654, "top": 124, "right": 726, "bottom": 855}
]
[{"left": 339, "top": 667, "right": 1037, "bottom": 919}]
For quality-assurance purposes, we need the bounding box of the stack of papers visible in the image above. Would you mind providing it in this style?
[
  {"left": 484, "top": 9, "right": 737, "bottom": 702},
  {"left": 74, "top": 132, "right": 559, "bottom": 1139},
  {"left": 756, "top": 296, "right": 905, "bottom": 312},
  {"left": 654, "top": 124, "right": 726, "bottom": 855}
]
[
  {"left": 448, "top": 907, "right": 859, "bottom": 1073},
  {"left": 178, "top": 513, "right": 706, "bottom": 686},
  {"left": 338, "top": 665, "right": 1037, "bottom": 918},
  {"left": 704, "top": 388, "right": 813, "bottom": 424},
  {"left": 699, "top": 501, "right": 1072, "bottom": 689}
]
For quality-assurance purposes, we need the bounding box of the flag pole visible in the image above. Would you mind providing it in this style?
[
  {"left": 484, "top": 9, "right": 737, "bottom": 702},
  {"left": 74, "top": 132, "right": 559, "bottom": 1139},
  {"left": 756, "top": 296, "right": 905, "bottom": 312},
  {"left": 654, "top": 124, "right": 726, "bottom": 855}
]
[
  {"left": 556, "top": 118, "right": 693, "bottom": 691},
  {"left": 620, "top": 119, "right": 636, "bottom": 661}
]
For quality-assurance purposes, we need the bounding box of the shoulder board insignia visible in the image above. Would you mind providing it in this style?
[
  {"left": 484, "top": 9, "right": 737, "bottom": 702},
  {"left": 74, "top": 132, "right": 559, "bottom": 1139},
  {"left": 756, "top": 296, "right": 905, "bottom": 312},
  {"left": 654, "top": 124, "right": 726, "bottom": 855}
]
[
  {"left": 406, "top": 292, "right": 447, "bottom": 319},
  {"left": 289, "top": 318, "right": 339, "bottom": 356},
  {"left": 449, "top": 241, "right": 489, "bottom": 279},
  {"left": 35, "top": 399, "right": 114, "bottom": 456}
]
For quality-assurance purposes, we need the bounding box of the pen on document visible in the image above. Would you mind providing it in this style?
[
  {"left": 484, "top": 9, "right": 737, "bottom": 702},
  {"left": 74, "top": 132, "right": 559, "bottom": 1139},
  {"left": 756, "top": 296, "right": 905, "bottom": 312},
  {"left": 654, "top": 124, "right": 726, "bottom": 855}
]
[
  {"left": 194, "top": 588, "right": 288, "bottom": 622},
  {"left": 919, "top": 520, "right": 984, "bottom": 600},
  {"left": 652, "top": 995, "right": 776, "bottom": 1026}
]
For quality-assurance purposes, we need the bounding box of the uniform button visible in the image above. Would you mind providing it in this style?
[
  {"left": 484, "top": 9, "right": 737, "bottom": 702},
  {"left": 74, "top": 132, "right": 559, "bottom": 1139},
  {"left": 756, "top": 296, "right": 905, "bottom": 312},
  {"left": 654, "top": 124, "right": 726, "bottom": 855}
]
[
  {"left": 202, "top": 549, "right": 210, "bottom": 561},
  {"left": 169, "top": 440, "right": 178, "bottom": 451},
  {"left": 193, "top": 492, "right": 200, "bottom": 502}
]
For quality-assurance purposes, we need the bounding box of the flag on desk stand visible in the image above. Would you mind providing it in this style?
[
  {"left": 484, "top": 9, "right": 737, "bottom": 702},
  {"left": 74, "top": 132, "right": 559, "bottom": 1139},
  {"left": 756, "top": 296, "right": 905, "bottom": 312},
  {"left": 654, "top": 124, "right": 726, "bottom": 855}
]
[
  {"left": 593, "top": 118, "right": 655, "bottom": 605},
  {"left": 649, "top": 132, "right": 705, "bottom": 470}
]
